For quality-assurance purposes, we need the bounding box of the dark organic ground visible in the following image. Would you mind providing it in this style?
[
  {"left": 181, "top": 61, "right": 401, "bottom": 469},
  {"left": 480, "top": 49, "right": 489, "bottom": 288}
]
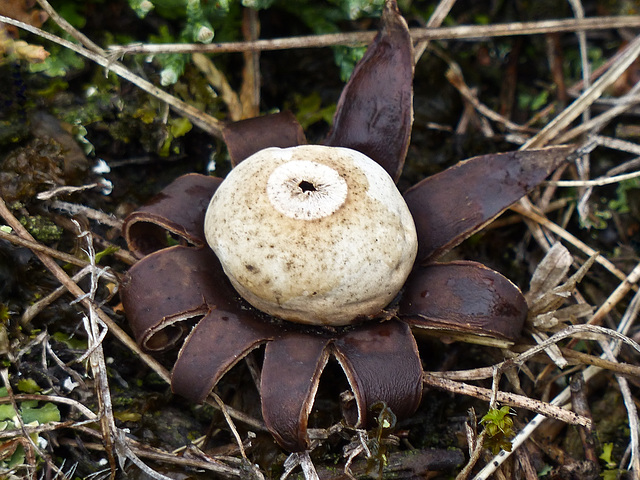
[{"left": 2, "top": 0, "right": 640, "bottom": 479}]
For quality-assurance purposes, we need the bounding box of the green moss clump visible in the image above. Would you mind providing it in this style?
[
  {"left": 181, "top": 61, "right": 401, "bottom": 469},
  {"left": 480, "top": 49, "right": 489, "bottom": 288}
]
[{"left": 19, "top": 215, "right": 63, "bottom": 243}]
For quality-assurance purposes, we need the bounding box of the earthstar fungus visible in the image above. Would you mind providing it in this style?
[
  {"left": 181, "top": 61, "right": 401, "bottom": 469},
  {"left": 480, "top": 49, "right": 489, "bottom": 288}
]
[
  {"left": 204, "top": 145, "right": 418, "bottom": 326},
  {"left": 121, "top": 0, "right": 573, "bottom": 452}
]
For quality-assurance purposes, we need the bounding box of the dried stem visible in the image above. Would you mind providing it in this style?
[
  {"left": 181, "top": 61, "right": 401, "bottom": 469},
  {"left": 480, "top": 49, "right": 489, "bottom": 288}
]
[
  {"left": 445, "top": 61, "right": 533, "bottom": 134},
  {"left": 35, "top": 0, "right": 103, "bottom": 53},
  {"left": 423, "top": 374, "right": 591, "bottom": 428},
  {"left": 522, "top": 33, "right": 640, "bottom": 149},
  {"left": 510, "top": 202, "right": 634, "bottom": 286},
  {"left": 0, "top": 393, "right": 98, "bottom": 420},
  {"left": 240, "top": 7, "right": 261, "bottom": 119},
  {"left": 0, "top": 228, "right": 88, "bottom": 268},
  {"left": 548, "top": 170, "right": 640, "bottom": 187},
  {"left": 105, "top": 16, "right": 640, "bottom": 55},
  {"left": 413, "top": 0, "right": 456, "bottom": 62}
]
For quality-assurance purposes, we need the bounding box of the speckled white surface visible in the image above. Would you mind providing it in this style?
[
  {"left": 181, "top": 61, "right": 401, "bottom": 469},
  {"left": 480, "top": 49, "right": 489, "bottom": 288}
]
[{"left": 204, "top": 145, "right": 418, "bottom": 326}]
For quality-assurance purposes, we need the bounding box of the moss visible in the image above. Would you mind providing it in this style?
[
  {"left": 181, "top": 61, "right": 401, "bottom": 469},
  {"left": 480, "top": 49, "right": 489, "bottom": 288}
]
[{"left": 19, "top": 215, "right": 63, "bottom": 243}]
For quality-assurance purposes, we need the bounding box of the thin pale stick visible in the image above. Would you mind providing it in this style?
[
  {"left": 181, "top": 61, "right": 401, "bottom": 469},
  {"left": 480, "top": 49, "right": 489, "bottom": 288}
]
[
  {"left": 588, "top": 260, "right": 640, "bottom": 327},
  {"left": 47, "top": 200, "right": 123, "bottom": 229},
  {"left": 429, "top": 347, "right": 640, "bottom": 380},
  {"left": 0, "top": 393, "right": 97, "bottom": 420},
  {"left": 557, "top": 80, "right": 640, "bottom": 144},
  {"left": 35, "top": 0, "right": 103, "bottom": 53},
  {"left": 596, "top": 135, "right": 640, "bottom": 157},
  {"left": 548, "top": 170, "right": 640, "bottom": 187},
  {"left": 56, "top": 424, "right": 243, "bottom": 477},
  {"left": 566, "top": 0, "right": 592, "bottom": 222},
  {"left": 75, "top": 225, "right": 117, "bottom": 475},
  {"left": 455, "top": 369, "right": 500, "bottom": 480},
  {"left": 210, "top": 392, "right": 251, "bottom": 468},
  {"left": 423, "top": 375, "right": 591, "bottom": 427},
  {"left": 22, "top": 266, "right": 92, "bottom": 325},
  {"left": 0, "top": 228, "right": 88, "bottom": 268},
  {"left": 414, "top": 0, "right": 457, "bottom": 62},
  {"left": 106, "top": 16, "right": 640, "bottom": 55},
  {"left": 446, "top": 62, "right": 533, "bottom": 133}
]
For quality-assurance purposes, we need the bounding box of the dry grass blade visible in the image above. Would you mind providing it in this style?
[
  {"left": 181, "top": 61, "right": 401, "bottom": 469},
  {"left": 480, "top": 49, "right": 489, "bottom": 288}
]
[
  {"left": 511, "top": 202, "right": 633, "bottom": 285},
  {"left": 522, "top": 34, "right": 640, "bottom": 149},
  {"left": 105, "top": 16, "right": 640, "bottom": 55}
]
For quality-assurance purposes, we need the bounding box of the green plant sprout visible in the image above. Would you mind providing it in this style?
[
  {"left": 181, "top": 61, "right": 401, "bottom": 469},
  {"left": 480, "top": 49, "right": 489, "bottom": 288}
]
[
  {"left": 0, "top": 385, "right": 61, "bottom": 475},
  {"left": 599, "top": 443, "right": 627, "bottom": 480},
  {"left": 365, "top": 401, "right": 398, "bottom": 478},
  {"left": 480, "top": 405, "right": 515, "bottom": 454},
  {"left": 608, "top": 177, "right": 640, "bottom": 214}
]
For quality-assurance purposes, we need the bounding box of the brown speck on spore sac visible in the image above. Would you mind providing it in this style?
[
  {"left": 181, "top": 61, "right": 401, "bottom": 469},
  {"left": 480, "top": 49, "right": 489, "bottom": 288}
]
[{"left": 245, "top": 264, "right": 258, "bottom": 273}]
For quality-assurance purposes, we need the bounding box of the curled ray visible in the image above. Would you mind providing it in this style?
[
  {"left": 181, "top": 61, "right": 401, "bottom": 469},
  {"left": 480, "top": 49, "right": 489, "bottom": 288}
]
[
  {"left": 121, "top": 245, "right": 250, "bottom": 351},
  {"left": 325, "top": 0, "right": 413, "bottom": 181},
  {"left": 123, "top": 174, "right": 221, "bottom": 257},
  {"left": 172, "top": 311, "right": 276, "bottom": 403},
  {"left": 400, "top": 261, "right": 528, "bottom": 347},
  {"left": 333, "top": 320, "right": 423, "bottom": 427},
  {"left": 260, "top": 331, "right": 331, "bottom": 451}
]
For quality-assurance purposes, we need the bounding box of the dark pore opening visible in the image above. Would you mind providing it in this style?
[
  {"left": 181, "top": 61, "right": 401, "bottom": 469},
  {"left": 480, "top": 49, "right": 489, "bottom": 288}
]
[{"left": 298, "top": 180, "right": 316, "bottom": 192}]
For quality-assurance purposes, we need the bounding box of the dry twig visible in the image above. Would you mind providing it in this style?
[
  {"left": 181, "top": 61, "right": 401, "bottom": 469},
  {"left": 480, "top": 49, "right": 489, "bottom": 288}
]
[
  {"left": 423, "top": 374, "right": 591, "bottom": 428},
  {"left": 105, "top": 16, "right": 640, "bottom": 55}
]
